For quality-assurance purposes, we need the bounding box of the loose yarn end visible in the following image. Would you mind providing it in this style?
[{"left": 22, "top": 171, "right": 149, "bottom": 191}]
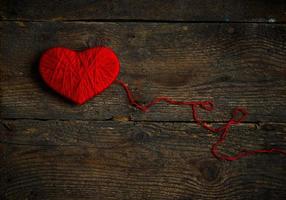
[{"left": 115, "top": 79, "right": 286, "bottom": 161}]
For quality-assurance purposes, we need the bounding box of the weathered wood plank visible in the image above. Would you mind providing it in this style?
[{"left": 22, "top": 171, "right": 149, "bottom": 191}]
[
  {"left": 0, "top": 120, "right": 286, "bottom": 199},
  {"left": 1, "top": 22, "right": 286, "bottom": 122},
  {"left": 2, "top": 120, "right": 286, "bottom": 150},
  {"left": 0, "top": 0, "right": 286, "bottom": 22}
]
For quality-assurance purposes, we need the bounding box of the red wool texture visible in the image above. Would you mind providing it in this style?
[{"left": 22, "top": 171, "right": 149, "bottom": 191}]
[
  {"left": 39, "top": 47, "right": 286, "bottom": 161},
  {"left": 40, "top": 47, "right": 120, "bottom": 104}
]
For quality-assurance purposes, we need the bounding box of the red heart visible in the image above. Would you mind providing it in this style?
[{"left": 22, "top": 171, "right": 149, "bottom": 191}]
[{"left": 39, "top": 47, "right": 120, "bottom": 104}]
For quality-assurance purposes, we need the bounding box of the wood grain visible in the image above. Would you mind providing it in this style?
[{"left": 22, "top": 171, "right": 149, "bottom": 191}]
[
  {"left": 1, "top": 2, "right": 286, "bottom": 199},
  {"left": 1, "top": 22, "right": 286, "bottom": 122},
  {"left": 1, "top": 120, "right": 286, "bottom": 200},
  {"left": 0, "top": 0, "right": 286, "bottom": 22}
]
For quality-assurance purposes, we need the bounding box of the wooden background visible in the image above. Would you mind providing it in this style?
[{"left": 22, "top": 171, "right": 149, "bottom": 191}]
[{"left": 1, "top": 1, "right": 286, "bottom": 199}]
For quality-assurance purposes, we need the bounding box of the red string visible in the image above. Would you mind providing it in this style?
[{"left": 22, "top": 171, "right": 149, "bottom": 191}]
[{"left": 115, "top": 79, "right": 286, "bottom": 161}]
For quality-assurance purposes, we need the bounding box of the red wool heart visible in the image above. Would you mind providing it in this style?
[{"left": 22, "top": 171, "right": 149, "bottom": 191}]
[
  {"left": 39, "top": 47, "right": 120, "bottom": 104},
  {"left": 38, "top": 47, "right": 286, "bottom": 161}
]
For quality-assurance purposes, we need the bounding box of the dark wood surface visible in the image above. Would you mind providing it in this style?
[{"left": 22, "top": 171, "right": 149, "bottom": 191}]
[
  {"left": 1, "top": 0, "right": 286, "bottom": 22},
  {"left": 1, "top": 1, "right": 286, "bottom": 200}
]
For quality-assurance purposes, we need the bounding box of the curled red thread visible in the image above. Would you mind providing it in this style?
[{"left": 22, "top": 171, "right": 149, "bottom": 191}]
[{"left": 115, "top": 79, "right": 286, "bottom": 161}]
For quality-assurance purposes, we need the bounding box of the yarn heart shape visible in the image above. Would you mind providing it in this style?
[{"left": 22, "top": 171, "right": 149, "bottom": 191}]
[{"left": 39, "top": 47, "right": 120, "bottom": 104}]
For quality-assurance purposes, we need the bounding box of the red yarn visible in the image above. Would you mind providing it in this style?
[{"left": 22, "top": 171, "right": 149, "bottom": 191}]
[
  {"left": 115, "top": 80, "right": 286, "bottom": 161},
  {"left": 39, "top": 47, "right": 285, "bottom": 161},
  {"left": 39, "top": 47, "right": 120, "bottom": 104}
]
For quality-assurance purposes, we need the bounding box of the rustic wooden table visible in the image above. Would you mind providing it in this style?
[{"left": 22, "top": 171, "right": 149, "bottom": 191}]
[{"left": 1, "top": 1, "right": 286, "bottom": 199}]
